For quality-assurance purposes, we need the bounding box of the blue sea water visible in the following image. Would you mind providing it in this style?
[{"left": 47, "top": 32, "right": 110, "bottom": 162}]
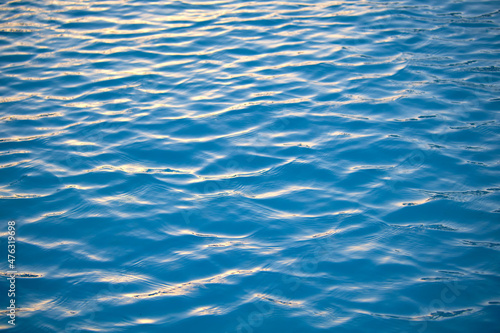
[{"left": 1, "top": 0, "right": 500, "bottom": 332}]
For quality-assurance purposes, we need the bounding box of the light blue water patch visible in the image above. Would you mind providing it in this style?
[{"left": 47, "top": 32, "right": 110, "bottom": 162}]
[{"left": 0, "top": 0, "right": 499, "bottom": 332}]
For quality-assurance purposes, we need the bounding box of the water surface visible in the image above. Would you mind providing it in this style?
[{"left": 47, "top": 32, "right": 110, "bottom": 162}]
[{"left": 1, "top": 0, "right": 500, "bottom": 332}]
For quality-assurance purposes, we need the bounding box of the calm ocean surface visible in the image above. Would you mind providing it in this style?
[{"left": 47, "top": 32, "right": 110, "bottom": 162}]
[{"left": 1, "top": 0, "right": 500, "bottom": 332}]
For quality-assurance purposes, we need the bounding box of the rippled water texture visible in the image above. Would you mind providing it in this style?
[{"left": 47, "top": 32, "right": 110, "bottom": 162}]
[{"left": 1, "top": 0, "right": 500, "bottom": 332}]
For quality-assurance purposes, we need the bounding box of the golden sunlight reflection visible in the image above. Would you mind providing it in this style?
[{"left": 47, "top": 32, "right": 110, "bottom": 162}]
[
  {"left": 189, "top": 306, "right": 223, "bottom": 316},
  {"left": 131, "top": 267, "right": 266, "bottom": 299},
  {"left": 64, "top": 140, "right": 98, "bottom": 146},
  {"left": 171, "top": 229, "right": 249, "bottom": 239},
  {"left": 135, "top": 318, "right": 156, "bottom": 324},
  {"left": 344, "top": 243, "right": 375, "bottom": 253}
]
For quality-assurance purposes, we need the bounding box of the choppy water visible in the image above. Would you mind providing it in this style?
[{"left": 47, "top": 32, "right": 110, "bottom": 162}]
[{"left": 1, "top": 0, "right": 500, "bottom": 332}]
